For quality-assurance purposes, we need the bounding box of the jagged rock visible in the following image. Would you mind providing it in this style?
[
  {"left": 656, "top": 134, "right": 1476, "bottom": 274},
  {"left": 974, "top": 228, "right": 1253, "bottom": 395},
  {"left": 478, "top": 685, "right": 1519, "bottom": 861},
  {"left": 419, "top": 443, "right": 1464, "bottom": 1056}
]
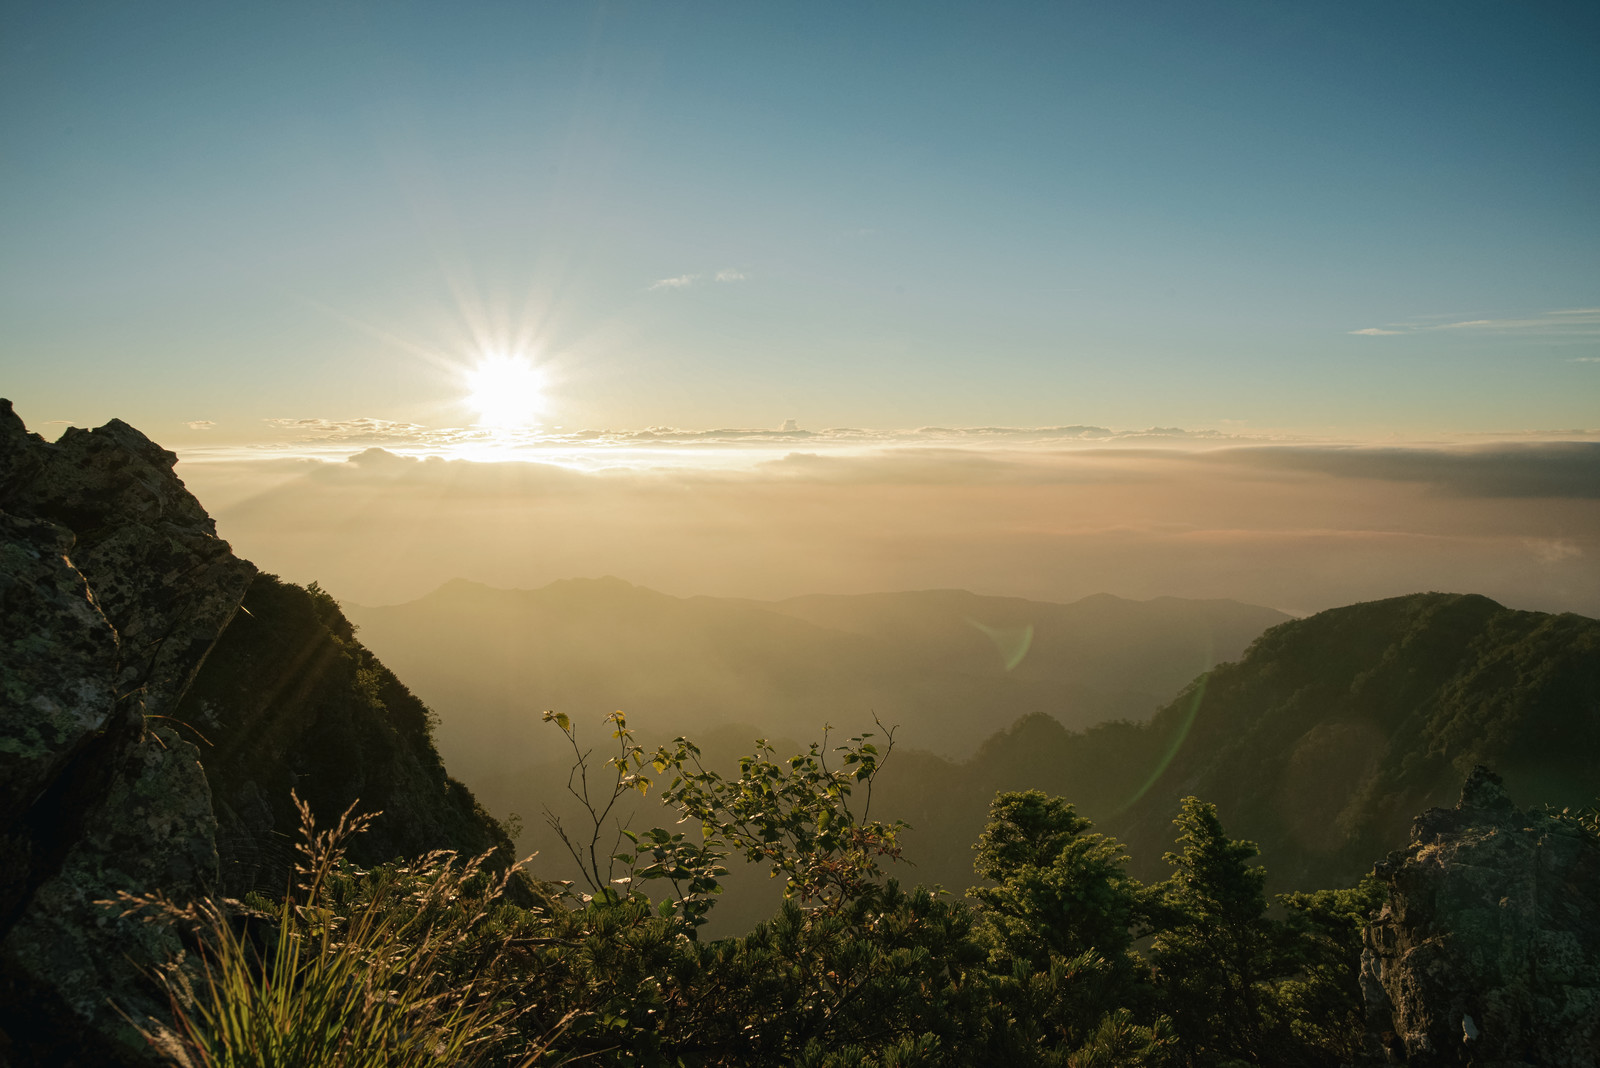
[
  {"left": 0, "top": 398, "right": 256, "bottom": 721},
  {"left": 1359, "top": 766, "right": 1600, "bottom": 1066}
]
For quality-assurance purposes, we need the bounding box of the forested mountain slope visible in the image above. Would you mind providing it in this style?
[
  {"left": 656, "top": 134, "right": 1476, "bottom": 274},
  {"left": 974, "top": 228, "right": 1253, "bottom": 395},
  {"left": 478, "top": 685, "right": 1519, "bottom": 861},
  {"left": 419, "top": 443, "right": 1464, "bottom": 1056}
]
[
  {"left": 870, "top": 592, "right": 1600, "bottom": 895},
  {"left": 1111, "top": 591, "right": 1600, "bottom": 886},
  {"left": 174, "top": 573, "right": 516, "bottom": 895}
]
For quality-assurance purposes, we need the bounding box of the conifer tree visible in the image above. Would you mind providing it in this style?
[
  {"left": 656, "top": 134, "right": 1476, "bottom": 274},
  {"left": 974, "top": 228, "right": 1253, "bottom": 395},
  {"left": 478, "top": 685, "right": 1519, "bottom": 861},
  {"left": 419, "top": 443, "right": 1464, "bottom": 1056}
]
[{"left": 1146, "top": 798, "right": 1282, "bottom": 1065}]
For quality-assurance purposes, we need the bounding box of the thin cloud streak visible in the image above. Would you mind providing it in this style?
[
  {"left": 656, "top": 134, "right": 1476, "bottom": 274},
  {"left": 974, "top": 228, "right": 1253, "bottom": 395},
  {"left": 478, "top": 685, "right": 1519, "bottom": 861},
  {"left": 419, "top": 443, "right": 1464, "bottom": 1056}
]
[
  {"left": 1349, "top": 307, "right": 1600, "bottom": 338},
  {"left": 650, "top": 269, "right": 746, "bottom": 289}
]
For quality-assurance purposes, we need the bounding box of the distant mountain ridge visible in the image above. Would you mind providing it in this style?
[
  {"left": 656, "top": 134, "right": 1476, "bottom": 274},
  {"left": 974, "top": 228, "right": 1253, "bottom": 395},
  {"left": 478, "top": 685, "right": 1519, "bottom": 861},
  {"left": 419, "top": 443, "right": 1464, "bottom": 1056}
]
[{"left": 344, "top": 577, "right": 1291, "bottom": 776}]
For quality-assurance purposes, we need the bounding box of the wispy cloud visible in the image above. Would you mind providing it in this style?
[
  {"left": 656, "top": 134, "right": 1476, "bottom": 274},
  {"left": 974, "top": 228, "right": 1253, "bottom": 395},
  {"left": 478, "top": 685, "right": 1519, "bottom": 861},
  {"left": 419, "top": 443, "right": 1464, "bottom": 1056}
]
[
  {"left": 186, "top": 419, "right": 217, "bottom": 430},
  {"left": 1524, "top": 537, "right": 1582, "bottom": 563},
  {"left": 1348, "top": 307, "right": 1600, "bottom": 338},
  {"left": 650, "top": 269, "right": 746, "bottom": 289},
  {"left": 263, "top": 417, "right": 428, "bottom": 442}
]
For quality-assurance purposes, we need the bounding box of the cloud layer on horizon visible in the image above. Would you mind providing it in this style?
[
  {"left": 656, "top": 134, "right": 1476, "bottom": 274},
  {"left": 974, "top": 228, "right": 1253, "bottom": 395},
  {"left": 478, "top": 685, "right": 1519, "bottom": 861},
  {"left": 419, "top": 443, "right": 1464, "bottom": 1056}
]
[{"left": 180, "top": 438, "right": 1600, "bottom": 621}]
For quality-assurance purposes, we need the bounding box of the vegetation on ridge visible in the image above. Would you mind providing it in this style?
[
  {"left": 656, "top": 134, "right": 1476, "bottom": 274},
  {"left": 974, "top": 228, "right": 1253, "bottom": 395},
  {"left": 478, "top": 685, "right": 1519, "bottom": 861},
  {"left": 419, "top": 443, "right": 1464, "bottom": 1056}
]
[
  {"left": 125, "top": 715, "right": 1384, "bottom": 1068},
  {"left": 136, "top": 586, "right": 1598, "bottom": 1064}
]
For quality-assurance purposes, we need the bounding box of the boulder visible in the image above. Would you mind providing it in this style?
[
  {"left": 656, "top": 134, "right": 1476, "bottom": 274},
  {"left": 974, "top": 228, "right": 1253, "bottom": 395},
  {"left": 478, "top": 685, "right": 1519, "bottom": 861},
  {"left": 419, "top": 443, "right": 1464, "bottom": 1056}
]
[{"left": 1360, "top": 765, "right": 1600, "bottom": 1066}]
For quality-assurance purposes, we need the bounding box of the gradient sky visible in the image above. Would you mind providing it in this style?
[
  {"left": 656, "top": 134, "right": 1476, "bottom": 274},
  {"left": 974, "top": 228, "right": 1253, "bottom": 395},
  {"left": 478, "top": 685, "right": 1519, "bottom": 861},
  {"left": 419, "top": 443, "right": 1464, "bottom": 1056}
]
[
  {"left": 4, "top": 3, "right": 1598, "bottom": 616},
  {"left": 3, "top": 1, "right": 1597, "bottom": 439}
]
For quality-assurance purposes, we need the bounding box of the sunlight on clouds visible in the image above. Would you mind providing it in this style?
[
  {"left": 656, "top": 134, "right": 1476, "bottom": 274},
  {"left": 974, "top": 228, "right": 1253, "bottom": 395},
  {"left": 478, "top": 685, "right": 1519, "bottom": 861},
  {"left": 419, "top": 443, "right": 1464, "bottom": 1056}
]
[{"left": 185, "top": 422, "right": 1259, "bottom": 475}]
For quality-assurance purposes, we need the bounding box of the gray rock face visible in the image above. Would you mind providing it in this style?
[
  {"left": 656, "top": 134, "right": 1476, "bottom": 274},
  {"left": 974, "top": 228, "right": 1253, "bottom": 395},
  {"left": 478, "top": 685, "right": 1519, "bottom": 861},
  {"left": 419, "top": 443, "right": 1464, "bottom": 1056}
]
[
  {"left": 0, "top": 399, "right": 255, "bottom": 720},
  {"left": 2, "top": 726, "right": 219, "bottom": 1064},
  {"left": 0, "top": 511, "right": 121, "bottom": 832},
  {"left": 1360, "top": 766, "right": 1600, "bottom": 1066},
  {"left": 0, "top": 400, "right": 250, "bottom": 1065}
]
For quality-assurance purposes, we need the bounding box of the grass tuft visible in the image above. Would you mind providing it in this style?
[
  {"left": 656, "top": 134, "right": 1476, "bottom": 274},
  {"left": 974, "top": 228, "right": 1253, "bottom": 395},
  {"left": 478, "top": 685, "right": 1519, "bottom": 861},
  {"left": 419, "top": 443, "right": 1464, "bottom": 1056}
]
[{"left": 113, "top": 792, "right": 570, "bottom": 1068}]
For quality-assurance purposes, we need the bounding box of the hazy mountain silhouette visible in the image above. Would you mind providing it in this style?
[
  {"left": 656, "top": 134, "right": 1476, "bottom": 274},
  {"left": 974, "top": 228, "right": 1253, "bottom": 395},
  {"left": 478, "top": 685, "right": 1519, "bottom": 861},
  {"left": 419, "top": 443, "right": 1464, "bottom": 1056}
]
[
  {"left": 344, "top": 578, "right": 1289, "bottom": 781},
  {"left": 340, "top": 579, "right": 1287, "bottom": 933}
]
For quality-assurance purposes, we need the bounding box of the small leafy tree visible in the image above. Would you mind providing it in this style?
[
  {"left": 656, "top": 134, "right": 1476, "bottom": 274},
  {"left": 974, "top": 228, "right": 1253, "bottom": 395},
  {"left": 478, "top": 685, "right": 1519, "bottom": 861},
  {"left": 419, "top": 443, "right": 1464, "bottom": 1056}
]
[
  {"left": 650, "top": 722, "right": 908, "bottom": 912},
  {"left": 539, "top": 712, "right": 908, "bottom": 932},
  {"left": 539, "top": 709, "right": 656, "bottom": 900}
]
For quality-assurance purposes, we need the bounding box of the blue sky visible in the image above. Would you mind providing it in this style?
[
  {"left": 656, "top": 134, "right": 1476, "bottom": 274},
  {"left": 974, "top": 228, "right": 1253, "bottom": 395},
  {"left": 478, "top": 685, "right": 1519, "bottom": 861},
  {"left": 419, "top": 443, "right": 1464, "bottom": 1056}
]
[{"left": 4, "top": 1, "right": 1597, "bottom": 440}]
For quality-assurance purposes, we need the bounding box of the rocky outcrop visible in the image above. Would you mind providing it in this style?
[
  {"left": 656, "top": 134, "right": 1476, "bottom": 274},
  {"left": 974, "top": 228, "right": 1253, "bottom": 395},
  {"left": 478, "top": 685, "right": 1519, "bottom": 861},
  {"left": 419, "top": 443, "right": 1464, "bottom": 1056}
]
[
  {"left": 0, "top": 400, "right": 519, "bottom": 1065},
  {"left": 1359, "top": 766, "right": 1600, "bottom": 1066},
  {"left": 0, "top": 401, "right": 255, "bottom": 722},
  {"left": 1, "top": 399, "right": 253, "bottom": 1065}
]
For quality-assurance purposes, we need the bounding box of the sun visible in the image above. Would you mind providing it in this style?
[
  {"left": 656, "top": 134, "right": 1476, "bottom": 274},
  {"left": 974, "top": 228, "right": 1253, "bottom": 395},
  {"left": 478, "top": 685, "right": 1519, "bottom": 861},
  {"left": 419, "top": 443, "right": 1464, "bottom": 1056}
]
[{"left": 463, "top": 354, "right": 547, "bottom": 427}]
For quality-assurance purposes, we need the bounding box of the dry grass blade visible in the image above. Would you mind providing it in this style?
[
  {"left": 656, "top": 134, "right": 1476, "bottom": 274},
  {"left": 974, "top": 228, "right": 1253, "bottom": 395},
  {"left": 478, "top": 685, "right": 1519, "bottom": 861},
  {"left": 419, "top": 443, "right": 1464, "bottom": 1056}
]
[{"left": 111, "top": 790, "right": 558, "bottom": 1068}]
